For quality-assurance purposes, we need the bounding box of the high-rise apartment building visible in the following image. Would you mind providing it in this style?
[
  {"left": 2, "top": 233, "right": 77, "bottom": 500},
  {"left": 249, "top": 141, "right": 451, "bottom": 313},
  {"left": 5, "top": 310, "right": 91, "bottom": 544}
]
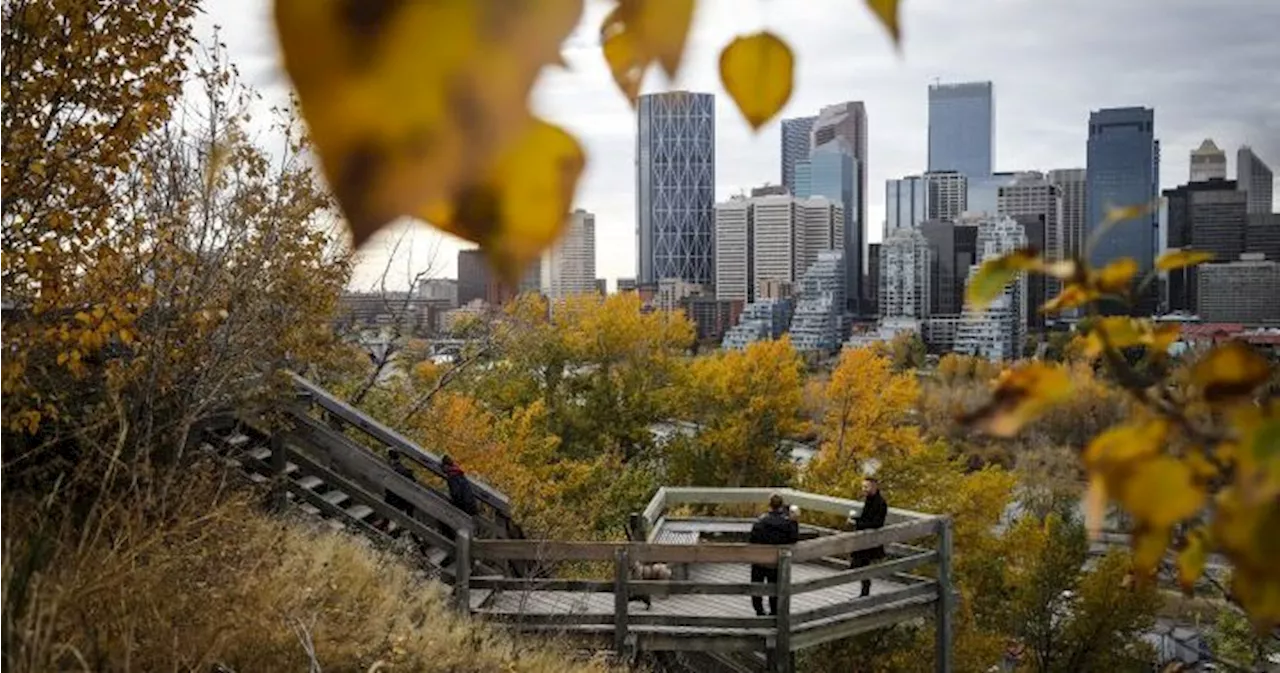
[
  {"left": 927, "top": 81, "right": 994, "bottom": 178},
  {"left": 1048, "top": 168, "right": 1087, "bottom": 261},
  {"left": 1238, "top": 146, "right": 1274, "bottom": 215},
  {"left": 722, "top": 298, "right": 795, "bottom": 350},
  {"left": 886, "top": 176, "right": 928, "bottom": 232},
  {"left": 541, "top": 208, "right": 597, "bottom": 301},
  {"left": 1086, "top": 107, "right": 1159, "bottom": 311},
  {"left": 780, "top": 116, "right": 816, "bottom": 195},
  {"left": 790, "top": 250, "right": 847, "bottom": 352},
  {"left": 956, "top": 216, "right": 1028, "bottom": 361},
  {"left": 1247, "top": 213, "right": 1280, "bottom": 261},
  {"left": 967, "top": 172, "right": 1018, "bottom": 217},
  {"left": 1163, "top": 179, "right": 1248, "bottom": 312},
  {"left": 636, "top": 91, "right": 716, "bottom": 285},
  {"left": 1190, "top": 139, "right": 1227, "bottom": 182},
  {"left": 926, "top": 171, "right": 968, "bottom": 222},
  {"left": 879, "top": 226, "right": 932, "bottom": 322},
  {"left": 809, "top": 102, "right": 868, "bottom": 310}
]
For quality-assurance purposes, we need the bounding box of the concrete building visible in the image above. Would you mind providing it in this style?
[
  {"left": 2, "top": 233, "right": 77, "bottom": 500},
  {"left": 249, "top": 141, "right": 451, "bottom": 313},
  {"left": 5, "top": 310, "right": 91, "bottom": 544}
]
[
  {"left": 682, "top": 296, "right": 741, "bottom": 343},
  {"left": 886, "top": 175, "right": 928, "bottom": 232},
  {"left": 920, "top": 219, "right": 978, "bottom": 317},
  {"left": 967, "top": 172, "right": 1018, "bottom": 217},
  {"left": 790, "top": 250, "right": 847, "bottom": 352},
  {"left": 1086, "top": 106, "right": 1159, "bottom": 275},
  {"left": 1237, "top": 146, "right": 1274, "bottom": 214},
  {"left": 795, "top": 140, "right": 860, "bottom": 307},
  {"left": 956, "top": 216, "right": 1028, "bottom": 361},
  {"left": 1163, "top": 179, "right": 1248, "bottom": 312},
  {"left": 1190, "top": 139, "right": 1227, "bottom": 182},
  {"left": 418, "top": 278, "right": 459, "bottom": 308},
  {"left": 927, "top": 81, "right": 994, "bottom": 178},
  {"left": 780, "top": 116, "right": 816, "bottom": 195},
  {"left": 1196, "top": 254, "right": 1280, "bottom": 324},
  {"left": 998, "top": 172, "right": 1064, "bottom": 302},
  {"left": 337, "top": 292, "right": 451, "bottom": 338},
  {"left": 637, "top": 91, "right": 716, "bottom": 285},
  {"left": 714, "top": 196, "right": 753, "bottom": 302},
  {"left": 722, "top": 298, "right": 795, "bottom": 350},
  {"left": 926, "top": 171, "right": 968, "bottom": 222},
  {"left": 541, "top": 208, "right": 597, "bottom": 301},
  {"left": 743, "top": 194, "right": 843, "bottom": 302},
  {"left": 457, "top": 249, "right": 490, "bottom": 307},
  {"left": 759, "top": 278, "right": 795, "bottom": 300},
  {"left": 923, "top": 314, "right": 964, "bottom": 353},
  {"left": 1048, "top": 168, "right": 1088, "bottom": 262},
  {"left": 595, "top": 279, "right": 608, "bottom": 295},
  {"left": 617, "top": 278, "right": 637, "bottom": 293},
  {"left": 879, "top": 226, "right": 932, "bottom": 323},
  {"left": 656, "top": 277, "right": 705, "bottom": 312},
  {"left": 1247, "top": 213, "right": 1280, "bottom": 261}
]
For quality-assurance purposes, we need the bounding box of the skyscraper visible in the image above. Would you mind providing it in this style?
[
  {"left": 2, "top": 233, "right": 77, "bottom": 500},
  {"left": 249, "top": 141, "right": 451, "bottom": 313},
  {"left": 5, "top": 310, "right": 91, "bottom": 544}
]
[
  {"left": 998, "top": 172, "right": 1063, "bottom": 301},
  {"left": 541, "top": 208, "right": 597, "bottom": 300},
  {"left": 457, "top": 249, "right": 489, "bottom": 306},
  {"left": 1048, "top": 168, "right": 1087, "bottom": 261},
  {"left": 879, "top": 227, "right": 932, "bottom": 321},
  {"left": 927, "top": 81, "right": 994, "bottom": 178},
  {"left": 1190, "top": 139, "right": 1227, "bottom": 182},
  {"left": 714, "top": 197, "right": 753, "bottom": 303},
  {"left": 925, "top": 171, "right": 968, "bottom": 221},
  {"left": 1238, "top": 146, "right": 1274, "bottom": 214},
  {"left": 1163, "top": 179, "right": 1247, "bottom": 312},
  {"left": 636, "top": 91, "right": 716, "bottom": 285},
  {"left": 810, "top": 102, "right": 868, "bottom": 311},
  {"left": 780, "top": 116, "right": 816, "bottom": 194},
  {"left": 747, "top": 194, "right": 843, "bottom": 302},
  {"left": 886, "top": 176, "right": 928, "bottom": 232},
  {"left": 795, "top": 141, "right": 858, "bottom": 304},
  {"left": 956, "top": 216, "right": 1028, "bottom": 361},
  {"left": 1085, "top": 107, "right": 1159, "bottom": 277}
]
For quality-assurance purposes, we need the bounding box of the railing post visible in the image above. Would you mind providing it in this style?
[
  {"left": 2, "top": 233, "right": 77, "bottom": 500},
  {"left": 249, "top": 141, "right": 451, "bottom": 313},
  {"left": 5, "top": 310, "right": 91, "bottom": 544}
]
[
  {"left": 455, "top": 528, "right": 472, "bottom": 615},
  {"left": 775, "top": 549, "right": 793, "bottom": 673},
  {"left": 935, "top": 517, "right": 954, "bottom": 673},
  {"left": 613, "top": 547, "right": 630, "bottom": 656},
  {"left": 628, "top": 512, "right": 647, "bottom": 542},
  {"left": 270, "top": 431, "right": 288, "bottom": 512}
]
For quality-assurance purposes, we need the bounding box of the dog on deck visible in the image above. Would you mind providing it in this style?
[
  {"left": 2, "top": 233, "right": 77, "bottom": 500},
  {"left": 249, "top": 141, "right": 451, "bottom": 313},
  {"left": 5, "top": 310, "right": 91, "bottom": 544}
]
[{"left": 627, "top": 561, "right": 672, "bottom": 609}]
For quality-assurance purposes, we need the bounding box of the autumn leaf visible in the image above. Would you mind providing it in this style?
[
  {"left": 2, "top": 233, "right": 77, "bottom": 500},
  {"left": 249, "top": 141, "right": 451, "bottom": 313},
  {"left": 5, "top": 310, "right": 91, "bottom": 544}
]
[
  {"left": 1176, "top": 529, "right": 1208, "bottom": 594},
  {"left": 600, "top": 0, "right": 695, "bottom": 104},
  {"left": 1102, "top": 201, "right": 1157, "bottom": 226},
  {"left": 1120, "top": 457, "right": 1203, "bottom": 531},
  {"left": 1084, "top": 419, "right": 1168, "bottom": 470},
  {"left": 421, "top": 119, "right": 586, "bottom": 283},
  {"left": 1082, "top": 317, "right": 1176, "bottom": 359},
  {"left": 1094, "top": 258, "right": 1139, "bottom": 294},
  {"left": 958, "top": 362, "right": 1072, "bottom": 438},
  {"left": 1190, "top": 341, "right": 1270, "bottom": 403},
  {"left": 1040, "top": 284, "right": 1098, "bottom": 314},
  {"left": 864, "top": 0, "right": 902, "bottom": 46},
  {"left": 965, "top": 248, "right": 1041, "bottom": 310},
  {"left": 719, "top": 32, "right": 794, "bottom": 130},
  {"left": 1156, "top": 249, "right": 1215, "bottom": 272},
  {"left": 274, "top": 0, "right": 583, "bottom": 253}
]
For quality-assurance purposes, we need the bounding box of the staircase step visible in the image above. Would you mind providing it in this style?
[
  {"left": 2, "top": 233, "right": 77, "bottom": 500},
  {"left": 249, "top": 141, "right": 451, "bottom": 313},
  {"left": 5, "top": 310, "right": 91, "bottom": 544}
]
[
  {"left": 226, "top": 433, "right": 251, "bottom": 447},
  {"left": 285, "top": 462, "right": 299, "bottom": 475},
  {"left": 296, "top": 476, "right": 324, "bottom": 490},
  {"left": 300, "top": 503, "right": 320, "bottom": 515},
  {"left": 320, "top": 490, "right": 350, "bottom": 506},
  {"left": 248, "top": 446, "right": 271, "bottom": 461},
  {"left": 346, "top": 504, "right": 374, "bottom": 520}
]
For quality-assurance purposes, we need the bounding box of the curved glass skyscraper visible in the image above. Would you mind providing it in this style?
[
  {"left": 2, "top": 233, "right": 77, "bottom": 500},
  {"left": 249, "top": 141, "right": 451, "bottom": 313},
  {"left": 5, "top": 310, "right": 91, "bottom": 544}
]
[{"left": 636, "top": 91, "right": 716, "bottom": 286}]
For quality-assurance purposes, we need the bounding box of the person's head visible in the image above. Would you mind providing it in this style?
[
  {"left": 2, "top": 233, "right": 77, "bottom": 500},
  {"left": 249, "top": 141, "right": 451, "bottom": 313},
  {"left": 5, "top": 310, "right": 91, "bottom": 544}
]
[
  {"left": 388, "top": 450, "right": 402, "bottom": 464},
  {"left": 441, "top": 454, "right": 455, "bottom": 469},
  {"left": 862, "top": 477, "right": 879, "bottom": 497},
  {"left": 769, "top": 494, "right": 785, "bottom": 511}
]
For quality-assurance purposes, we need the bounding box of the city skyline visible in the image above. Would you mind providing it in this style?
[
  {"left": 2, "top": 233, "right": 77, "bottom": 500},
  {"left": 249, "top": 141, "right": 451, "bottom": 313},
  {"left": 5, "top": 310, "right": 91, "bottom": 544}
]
[{"left": 207, "top": 0, "right": 1280, "bottom": 289}]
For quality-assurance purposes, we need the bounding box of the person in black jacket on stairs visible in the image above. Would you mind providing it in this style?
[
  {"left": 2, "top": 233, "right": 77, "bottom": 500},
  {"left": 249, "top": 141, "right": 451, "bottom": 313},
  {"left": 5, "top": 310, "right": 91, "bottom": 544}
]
[
  {"left": 748, "top": 494, "right": 799, "bottom": 616},
  {"left": 849, "top": 477, "right": 888, "bottom": 597},
  {"left": 438, "top": 455, "right": 478, "bottom": 568}
]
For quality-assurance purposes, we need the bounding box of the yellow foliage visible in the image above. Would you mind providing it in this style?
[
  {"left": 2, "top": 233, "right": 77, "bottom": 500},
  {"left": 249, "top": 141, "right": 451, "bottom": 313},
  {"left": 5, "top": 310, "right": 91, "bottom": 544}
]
[
  {"left": 600, "top": 0, "right": 695, "bottom": 102},
  {"left": 1156, "top": 248, "right": 1215, "bottom": 271},
  {"left": 957, "top": 362, "right": 1073, "bottom": 438},
  {"left": 718, "top": 32, "right": 794, "bottom": 130}
]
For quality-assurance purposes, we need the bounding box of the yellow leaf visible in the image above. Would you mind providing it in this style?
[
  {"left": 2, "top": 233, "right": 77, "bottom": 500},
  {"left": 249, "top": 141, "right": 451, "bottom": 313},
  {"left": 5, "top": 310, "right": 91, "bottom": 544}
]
[
  {"left": 1084, "top": 419, "right": 1168, "bottom": 469},
  {"left": 1085, "top": 475, "right": 1107, "bottom": 538},
  {"left": 1156, "top": 249, "right": 1214, "bottom": 272},
  {"left": 1176, "top": 529, "right": 1208, "bottom": 594},
  {"left": 1132, "top": 525, "right": 1169, "bottom": 571},
  {"left": 1102, "top": 201, "right": 1156, "bottom": 226},
  {"left": 421, "top": 118, "right": 585, "bottom": 282},
  {"left": 1082, "top": 317, "right": 1146, "bottom": 358},
  {"left": 965, "top": 248, "right": 1041, "bottom": 310},
  {"left": 958, "top": 363, "right": 1072, "bottom": 438},
  {"left": 1190, "top": 341, "right": 1269, "bottom": 403},
  {"left": 119, "top": 329, "right": 134, "bottom": 345},
  {"left": 74, "top": 311, "right": 92, "bottom": 324},
  {"left": 1040, "top": 283, "right": 1097, "bottom": 314},
  {"left": 864, "top": 0, "right": 902, "bottom": 46},
  {"left": 274, "top": 0, "right": 583, "bottom": 247},
  {"left": 1120, "top": 457, "right": 1203, "bottom": 531},
  {"left": 718, "top": 32, "right": 793, "bottom": 131},
  {"left": 632, "top": 0, "right": 695, "bottom": 79},
  {"left": 1094, "top": 257, "right": 1138, "bottom": 294},
  {"left": 600, "top": 8, "right": 645, "bottom": 103}
]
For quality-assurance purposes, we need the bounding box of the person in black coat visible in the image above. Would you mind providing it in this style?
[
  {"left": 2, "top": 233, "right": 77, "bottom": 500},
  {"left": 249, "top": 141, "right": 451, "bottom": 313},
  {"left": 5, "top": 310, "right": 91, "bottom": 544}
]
[
  {"left": 748, "top": 494, "right": 800, "bottom": 615},
  {"left": 441, "top": 454, "right": 478, "bottom": 516},
  {"left": 849, "top": 477, "right": 888, "bottom": 597}
]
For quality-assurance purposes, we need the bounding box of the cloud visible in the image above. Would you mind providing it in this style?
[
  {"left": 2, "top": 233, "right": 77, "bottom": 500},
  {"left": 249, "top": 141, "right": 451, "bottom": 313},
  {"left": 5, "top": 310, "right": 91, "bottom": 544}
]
[{"left": 206, "top": 0, "right": 1280, "bottom": 289}]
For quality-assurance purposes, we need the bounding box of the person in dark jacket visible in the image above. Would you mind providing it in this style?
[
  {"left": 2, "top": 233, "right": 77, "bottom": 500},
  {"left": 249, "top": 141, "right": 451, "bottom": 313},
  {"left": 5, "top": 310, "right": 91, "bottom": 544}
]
[
  {"left": 441, "top": 455, "right": 479, "bottom": 516},
  {"left": 748, "top": 494, "right": 800, "bottom": 615},
  {"left": 849, "top": 477, "right": 888, "bottom": 597}
]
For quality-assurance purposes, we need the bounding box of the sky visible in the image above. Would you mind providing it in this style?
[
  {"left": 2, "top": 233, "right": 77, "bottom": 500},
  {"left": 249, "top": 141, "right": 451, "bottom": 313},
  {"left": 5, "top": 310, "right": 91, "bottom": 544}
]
[{"left": 206, "top": 0, "right": 1280, "bottom": 291}]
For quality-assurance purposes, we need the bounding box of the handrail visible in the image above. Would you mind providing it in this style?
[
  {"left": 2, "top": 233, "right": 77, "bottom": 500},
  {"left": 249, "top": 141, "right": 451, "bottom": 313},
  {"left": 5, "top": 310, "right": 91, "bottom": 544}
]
[
  {"left": 289, "top": 372, "right": 511, "bottom": 513},
  {"left": 472, "top": 539, "right": 785, "bottom": 565},
  {"left": 791, "top": 519, "right": 940, "bottom": 562},
  {"left": 647, "top": 487, "right": 935, "bottom": 527}
]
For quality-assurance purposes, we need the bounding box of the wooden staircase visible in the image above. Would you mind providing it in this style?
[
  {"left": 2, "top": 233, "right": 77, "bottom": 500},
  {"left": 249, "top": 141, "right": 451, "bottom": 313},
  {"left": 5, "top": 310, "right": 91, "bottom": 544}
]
[{"left": 197, "top": 373, "right": 525, "bottom": 608}]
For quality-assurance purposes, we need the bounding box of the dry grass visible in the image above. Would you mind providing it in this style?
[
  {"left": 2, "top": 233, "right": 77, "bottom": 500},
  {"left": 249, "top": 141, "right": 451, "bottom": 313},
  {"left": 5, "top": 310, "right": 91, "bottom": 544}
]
[{"left": 2, "top": 463, "right": 617, "bottom": 673}]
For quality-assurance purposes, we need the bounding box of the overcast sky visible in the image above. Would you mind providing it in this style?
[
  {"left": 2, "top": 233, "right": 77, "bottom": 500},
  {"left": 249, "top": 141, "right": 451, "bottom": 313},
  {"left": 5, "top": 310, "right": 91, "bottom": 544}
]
[{"left": 206, "top": 0, "right": 1280, "bottom": 290}]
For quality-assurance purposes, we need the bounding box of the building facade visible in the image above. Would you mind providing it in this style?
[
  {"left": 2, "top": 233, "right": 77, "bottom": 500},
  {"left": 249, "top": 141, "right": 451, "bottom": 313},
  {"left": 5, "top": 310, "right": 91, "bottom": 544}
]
[
  {"left": 541, "top": 208, "right": 597, "bottom": 301},
  {"left": 795, "top": 141, "right": 859, "bottom": 307},
  {"left": 739, "top": 194, "right": 844, "bottom": 303},
  {"left": 999, "top": 173, "right": 1062, "bottom": 305},
  {"left": 879, "top": 226, "right": 932, "bottom": 322},
  {"left": 636, "top": 91, "right": 716, "bottom": 285},
  {"left": 457, "top": 249, "right": 489, "bottom": 307},
  {"left": 1163, "top": 179, "right": 1248, "bottom": 312},
  {"left": 1190, "top": 139, "right": 1227, "bottom": 182},
  {"left": 1196, "top": 254, "right": 1280, "bottom": 324},
  {"left": 780, "top": 116, "right": 816, "bottom": 195},
  {"left": 418, "top": 278, "right": 459, "bottom": 308},
  {"left": 925, "top": 171, "right": 968, "bottom": 222},
  {"left": 714, "top": 196, "right": 753, "bottom": 303},
  {"left": 1247, "top": 213, "right": 1280, "bottom": 261},
  {"left": 1085, "top": 107, "right": 1160, "bottom": 275},
  {"left": 682, "top": 296, "right": 741, "bottom": 343},
  {"left": 1048, "top": 168, "right": 1087, "bottom": 262},
  {"left": 886, "top": 176, "right": 928, "bottom": 232},
  {"left": 920, "top": 219, "right": 978, "bottom": 317},
  {"left": 790, "top": 250, "right": 847, "bottom": 352},
  {"left": 809, "top": 103, "right": 868, "bottom": 310},
  {"left": 956, "top": 216, "right": 1028, "bottom": 361},
  {"left": 1237, "top": 146, "right": 1274, "bottom": 215},
  {"left": 722, "top": 298, "right": 795, "bottom": 350},
  {"left": 927, "top": 81, "right": 994, "bottom": 178}
]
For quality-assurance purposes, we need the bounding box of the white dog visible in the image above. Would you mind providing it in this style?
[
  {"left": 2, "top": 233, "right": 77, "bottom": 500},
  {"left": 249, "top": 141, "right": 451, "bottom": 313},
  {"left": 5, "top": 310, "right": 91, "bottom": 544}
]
[{"left": 628, "top": 561, "right": 672, "bottom": 609}]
